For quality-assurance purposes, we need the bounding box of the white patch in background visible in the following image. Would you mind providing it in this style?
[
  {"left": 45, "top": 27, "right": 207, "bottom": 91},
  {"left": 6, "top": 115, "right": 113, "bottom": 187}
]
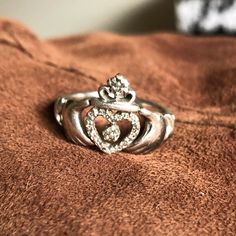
[
  {"left": 176, "top": 0, "right": 204, "bottom": 32},
  {"left": 200, "top": 1, "right": 236, "bottom": 31},
  {"left": 176, "top": 0, "right": 236, "bottom": 33}
]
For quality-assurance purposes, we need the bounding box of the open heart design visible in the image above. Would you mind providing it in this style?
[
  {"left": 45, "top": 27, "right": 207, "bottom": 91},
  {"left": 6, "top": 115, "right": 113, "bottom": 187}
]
[{"left": 85, "top": 107, "right": 140, "bottom": 154}]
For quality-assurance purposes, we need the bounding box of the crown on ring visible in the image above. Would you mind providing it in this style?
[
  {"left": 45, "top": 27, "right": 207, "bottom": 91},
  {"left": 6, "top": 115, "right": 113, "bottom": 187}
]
[{"left": 98, "top": 74, "right": 136, "bottom": 104}]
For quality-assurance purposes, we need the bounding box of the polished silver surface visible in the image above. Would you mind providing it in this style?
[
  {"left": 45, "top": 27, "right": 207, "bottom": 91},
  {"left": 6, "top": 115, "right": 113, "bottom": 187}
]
[{"left": 54, "top": 74, "right": 175, "bottom": 154}]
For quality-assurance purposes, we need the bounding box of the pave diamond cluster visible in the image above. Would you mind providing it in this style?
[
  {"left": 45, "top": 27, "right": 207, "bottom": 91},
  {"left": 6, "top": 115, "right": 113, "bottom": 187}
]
[
  {"left": 102, "top": 124, "right": 121, "bottom": 142},
  {"left": 85, "top": 108, "right": 140, "bottom": 154},
  {"left": 85, "top": 74, "right": 141, "bottom": 154}
]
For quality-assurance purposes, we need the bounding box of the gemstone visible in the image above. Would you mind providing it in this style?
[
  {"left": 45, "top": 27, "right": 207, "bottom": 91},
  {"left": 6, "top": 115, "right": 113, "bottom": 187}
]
[{"left": 102, "top": 123, "right": 121, "bottom": 143}]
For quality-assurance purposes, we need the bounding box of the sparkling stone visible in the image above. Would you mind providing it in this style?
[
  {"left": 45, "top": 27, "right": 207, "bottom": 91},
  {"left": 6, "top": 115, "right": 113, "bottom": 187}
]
[{"left": 102, "top": 123, "right": 120, "bottom": 143}]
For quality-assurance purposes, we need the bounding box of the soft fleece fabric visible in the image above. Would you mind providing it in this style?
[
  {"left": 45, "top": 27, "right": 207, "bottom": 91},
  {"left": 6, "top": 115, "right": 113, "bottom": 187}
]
[{"left": 0, "top": 19, "right": 235, "bottom": 235}]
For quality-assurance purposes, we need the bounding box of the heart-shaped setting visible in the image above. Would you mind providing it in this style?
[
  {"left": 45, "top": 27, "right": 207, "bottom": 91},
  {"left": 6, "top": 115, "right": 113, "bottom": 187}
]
[{"left": 85, "top": 107, "right": 140, "bottom": 154}]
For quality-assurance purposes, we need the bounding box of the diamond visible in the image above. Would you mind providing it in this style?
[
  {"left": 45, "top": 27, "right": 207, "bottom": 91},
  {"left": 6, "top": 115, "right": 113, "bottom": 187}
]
[{"left": 102, "top": 123, "right": 121, "bottom": 142}]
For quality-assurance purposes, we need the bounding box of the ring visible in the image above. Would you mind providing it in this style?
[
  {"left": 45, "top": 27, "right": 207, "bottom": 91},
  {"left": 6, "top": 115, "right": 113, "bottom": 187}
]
[{"left": 54, "top": 74, "right": 175, "bottom": 154}]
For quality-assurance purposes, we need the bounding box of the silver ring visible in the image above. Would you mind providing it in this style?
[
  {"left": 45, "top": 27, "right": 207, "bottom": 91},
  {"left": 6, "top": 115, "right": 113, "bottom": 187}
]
[{"left": 54, "top": 74, "right": 175, "bottom": 154}]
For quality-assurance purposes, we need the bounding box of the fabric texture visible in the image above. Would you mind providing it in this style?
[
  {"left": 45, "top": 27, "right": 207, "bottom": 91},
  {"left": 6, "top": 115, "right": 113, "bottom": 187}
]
[{"left": 0, "top": 18, "right": 236, "bottom": 235}]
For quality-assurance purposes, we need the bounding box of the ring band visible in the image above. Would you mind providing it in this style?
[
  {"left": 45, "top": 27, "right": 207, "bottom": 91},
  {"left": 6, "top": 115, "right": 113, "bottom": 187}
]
[{"left": 54, "top": 74, "right": 175, "bottom": 154}]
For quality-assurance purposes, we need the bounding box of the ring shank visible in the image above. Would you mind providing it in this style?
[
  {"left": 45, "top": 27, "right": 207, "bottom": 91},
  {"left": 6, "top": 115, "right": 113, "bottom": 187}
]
[
  {"left": 136, "top": 98, "right": 172, "bottom": 115},
  {"left": 136, "top": 97, "right": 175, "bottom": 141}
]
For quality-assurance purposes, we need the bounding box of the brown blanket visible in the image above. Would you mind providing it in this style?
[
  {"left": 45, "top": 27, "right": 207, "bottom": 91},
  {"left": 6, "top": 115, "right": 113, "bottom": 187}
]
[{"left": 0, "top": 18, "right": 235, "bottom": 235}]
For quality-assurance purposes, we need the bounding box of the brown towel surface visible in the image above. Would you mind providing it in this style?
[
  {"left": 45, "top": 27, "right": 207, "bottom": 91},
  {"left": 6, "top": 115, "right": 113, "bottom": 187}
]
[{"left": 0, "top": 18, "right": 235, "bottom": 235}]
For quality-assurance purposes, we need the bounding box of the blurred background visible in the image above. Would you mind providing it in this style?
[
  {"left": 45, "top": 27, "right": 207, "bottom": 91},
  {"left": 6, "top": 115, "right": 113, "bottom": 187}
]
[
  {"left": 0, "top": 0, "right": 175, "bottom": 37},
  {"left": 0, "top": 0, "right": 235, "bottom": 37}
]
